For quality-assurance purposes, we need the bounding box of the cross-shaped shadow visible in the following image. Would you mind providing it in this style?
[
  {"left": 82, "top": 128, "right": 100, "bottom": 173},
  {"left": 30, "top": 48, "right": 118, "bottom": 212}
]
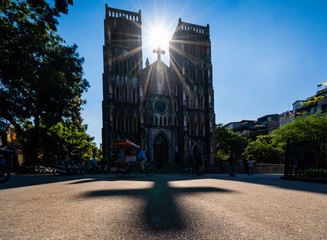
[{"left": 80, "top": 178, "right": 234, "bottom": 232}]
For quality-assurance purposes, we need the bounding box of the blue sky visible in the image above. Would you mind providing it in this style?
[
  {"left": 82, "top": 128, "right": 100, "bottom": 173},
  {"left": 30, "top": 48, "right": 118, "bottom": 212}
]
[{"left": 57, "top": 0, "right": 327, "bottom": 147}]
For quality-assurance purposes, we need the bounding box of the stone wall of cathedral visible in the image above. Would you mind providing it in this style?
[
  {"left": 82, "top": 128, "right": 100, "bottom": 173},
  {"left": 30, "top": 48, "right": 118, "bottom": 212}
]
[{"left": 102, "top": 5, "right": 216, "bottom": 166}]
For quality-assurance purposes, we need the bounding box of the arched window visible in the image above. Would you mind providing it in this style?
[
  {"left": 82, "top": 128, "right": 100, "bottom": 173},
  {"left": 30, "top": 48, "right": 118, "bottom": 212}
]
[
  {"left": 194, "top": 95, "right": 197, "bottom": 109},
  {"left": 155, "top": 117, "right": 158, "bottom": 125},
  {"left": 125, "top": 118, "right": 128, "bottom": 132},
  {"left": 124, "top": 59, "right": 127, "bottom": 75},
  {"left": 164, "top": 118, "right": 167, "bottom": 126},
  {"left": 116, "top": 86, "right": 120, "bottom": 101},
  {"left": 117, "top": 117, "right": 120, "bottom": 132},
  {"left": 115, "top": 60, "right": 119, "bottom": 73},
  {"left": 133, "top": 88, "right": 136, "bottom": 103},
  {"left": 201, "top": 96, "right": 204, "bottom": 110},
  {"left": 187, "top": 95, "right": 190, "bottom": 108},
  {"left": 125, "top": 88, "right": 128, "bottom": 102},
  {"left": 134, "top": 118, "right": 137, "bottom": 133}
]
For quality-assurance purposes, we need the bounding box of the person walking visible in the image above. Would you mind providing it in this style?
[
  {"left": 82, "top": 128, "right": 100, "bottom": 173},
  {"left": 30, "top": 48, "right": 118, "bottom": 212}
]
[{"left": 247, "top": 156, "right": 255, "bottom": 175}]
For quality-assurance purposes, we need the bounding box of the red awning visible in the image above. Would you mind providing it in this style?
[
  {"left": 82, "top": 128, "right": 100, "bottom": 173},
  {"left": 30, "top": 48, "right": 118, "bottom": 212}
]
[{"left": 113, "top": 139, "right": 140, "bottom": 149}]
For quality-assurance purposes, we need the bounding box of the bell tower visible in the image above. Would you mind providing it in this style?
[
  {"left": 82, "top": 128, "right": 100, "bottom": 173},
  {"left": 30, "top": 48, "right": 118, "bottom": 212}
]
[
  {"left": 102, "top": 5, "right": 143, "bottom": 163},
  {"left": 169, "top": 18, "right": 216, "bottom": 164}
]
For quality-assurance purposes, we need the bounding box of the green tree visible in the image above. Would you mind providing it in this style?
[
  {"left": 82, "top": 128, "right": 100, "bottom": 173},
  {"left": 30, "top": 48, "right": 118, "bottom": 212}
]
[
  {"left": 215, "top": 124, "right": 248, "bottom": 160},
  {"left": 272, "top": 112, "right": 327, "bottom": 148},
  {"left": 42, "top": 121, "right": 97, "bottom": 163},
  {"left": 244, "top": 135, "right": 282, "bottom": 164},
  {"left": 0, "top": 0, "right": 89, "bottom": 162}
]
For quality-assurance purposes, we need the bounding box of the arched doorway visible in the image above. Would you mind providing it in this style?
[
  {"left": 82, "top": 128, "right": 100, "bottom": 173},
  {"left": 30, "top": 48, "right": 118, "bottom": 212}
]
[{"left": 154, "top": 134, "right": 168, "bottom": 164}]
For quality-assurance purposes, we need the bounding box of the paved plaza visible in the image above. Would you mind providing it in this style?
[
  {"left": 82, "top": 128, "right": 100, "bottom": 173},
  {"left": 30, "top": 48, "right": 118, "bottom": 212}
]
[{"left": 0, "top": 174, "right": 326, "bottom": 239}]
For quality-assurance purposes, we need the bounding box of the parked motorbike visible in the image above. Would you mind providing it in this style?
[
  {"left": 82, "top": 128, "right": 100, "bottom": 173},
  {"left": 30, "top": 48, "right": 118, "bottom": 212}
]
[
  {"left": 53, "top": 161, "right": 84, "bottom": 175},
  {"left": 0, "top": 159, "right": 10, "bottom": 183}
]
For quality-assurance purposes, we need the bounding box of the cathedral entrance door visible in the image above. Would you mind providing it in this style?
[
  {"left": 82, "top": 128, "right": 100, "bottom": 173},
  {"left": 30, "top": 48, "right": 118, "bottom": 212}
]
[{"left": 154, "top": 134, "right": 168, "bottom": 166}]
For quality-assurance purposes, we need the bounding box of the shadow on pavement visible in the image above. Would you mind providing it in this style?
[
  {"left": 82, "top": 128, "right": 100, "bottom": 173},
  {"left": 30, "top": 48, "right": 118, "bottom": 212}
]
[
  {"left": 79, "top": 177, "right": 233, "bottom": 232},
  {"left": 0, "top": 174, "right": 94, "bottom": 190}
]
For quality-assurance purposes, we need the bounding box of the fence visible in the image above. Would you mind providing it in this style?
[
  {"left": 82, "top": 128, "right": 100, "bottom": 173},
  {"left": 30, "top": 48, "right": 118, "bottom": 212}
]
[{"left": 284, "top": 137, "right": 327, "bottom": 178}]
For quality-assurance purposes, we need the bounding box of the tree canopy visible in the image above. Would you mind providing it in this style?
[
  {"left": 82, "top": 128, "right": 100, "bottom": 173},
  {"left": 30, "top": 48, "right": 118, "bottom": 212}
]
[
  {"left": 0, "top": 0, "right": 91, "bottom": 163},
  {"left": 272, "top": 112, "right": 327, "bottom": 147},
  {"left": 243, "top": 135, "right": 282, "bottom": 164},
  {"left": 215, "top": 124, "right": 248, "bottom": 160}
]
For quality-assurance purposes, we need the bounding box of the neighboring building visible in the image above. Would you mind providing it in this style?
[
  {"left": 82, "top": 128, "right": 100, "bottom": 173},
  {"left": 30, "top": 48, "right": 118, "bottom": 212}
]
[
  {"left": 279, "top": 110, "right": 295, "bottom": 126},
  {"left": 224, "top": 120, "right": 256, "bottom": 138},
  {"left": 294, "top": 81, "right": 327, "bottom": 115},
  {"left": 225, "top": 120, "right": 254, "bottom": 131},
  {"left": 255, "top": 114, "right": 279, "bottom": 135},
  {"left": 225, "top": 114, "right": 279, "bottom": 139},
  {"left": 102, "top": 5, "right": 216, "bottom": 166}
]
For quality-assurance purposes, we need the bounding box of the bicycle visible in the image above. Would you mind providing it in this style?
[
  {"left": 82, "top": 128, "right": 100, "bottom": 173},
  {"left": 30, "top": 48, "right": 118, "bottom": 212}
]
[{"left": 115, "top": 161, "right": 154, "bottom": 178}]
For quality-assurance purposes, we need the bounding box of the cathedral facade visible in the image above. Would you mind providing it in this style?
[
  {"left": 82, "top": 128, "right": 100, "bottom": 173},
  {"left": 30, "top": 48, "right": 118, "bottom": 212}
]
[{"left": 102, "top": 4, "right": 216, "bottom": 166}]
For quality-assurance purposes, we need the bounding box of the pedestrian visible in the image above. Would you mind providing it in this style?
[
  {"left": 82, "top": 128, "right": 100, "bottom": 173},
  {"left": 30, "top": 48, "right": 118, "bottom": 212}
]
[
  {"left": 91, "top": 156, "right": 97, "bottom": 174},
  {"left": 247, "top": 156, "right": 255, "bottom": 175},
  {"left": 137, "top": 149, "right": 147, "bottom": 172},
  {"left": 194, "top": 149, "right": 203, "bottom": 176},
  {"left": 199, "top": 152, "right": 205, "bottom": 175},
  {"left": 228, "top": 152, "right": 237, "bottom": 176}
]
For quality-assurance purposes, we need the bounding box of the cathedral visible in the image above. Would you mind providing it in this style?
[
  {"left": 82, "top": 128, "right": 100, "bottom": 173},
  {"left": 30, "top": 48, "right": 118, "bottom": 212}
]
[{"left": 102, "top": 4, "right": 216, "bottom": 167}]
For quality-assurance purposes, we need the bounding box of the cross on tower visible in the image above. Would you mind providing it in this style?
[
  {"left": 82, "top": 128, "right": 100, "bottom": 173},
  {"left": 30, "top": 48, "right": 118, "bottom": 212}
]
[{"left": 153, "top": 46, "right": 165, "bottom": 60}]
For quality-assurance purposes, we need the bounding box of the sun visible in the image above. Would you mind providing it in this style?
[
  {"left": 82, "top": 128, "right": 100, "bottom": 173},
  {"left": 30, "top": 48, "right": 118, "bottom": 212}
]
[{"left": 147, "top": 24, "right": 171, "bottom": 51}]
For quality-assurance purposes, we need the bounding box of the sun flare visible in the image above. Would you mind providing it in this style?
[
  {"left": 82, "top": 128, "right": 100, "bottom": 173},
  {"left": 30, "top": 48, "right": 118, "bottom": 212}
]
[{"left": 148, "top": 25, "right": 171, "bottom": 51}]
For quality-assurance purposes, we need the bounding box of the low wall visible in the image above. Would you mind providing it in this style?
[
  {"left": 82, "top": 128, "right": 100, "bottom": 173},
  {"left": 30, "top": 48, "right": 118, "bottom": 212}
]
[{"left": 255, "top": 163, "right": 285, "bottom": 174}]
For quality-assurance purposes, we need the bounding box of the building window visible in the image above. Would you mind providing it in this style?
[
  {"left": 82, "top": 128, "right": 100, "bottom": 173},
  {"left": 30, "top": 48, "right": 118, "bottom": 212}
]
[
  {"left": 117, "top": 117, "right": 120, "bottom": 132},
  {"left": 116, "top": 86, "right": 120, "bottom": 101},
  {"left": 133, "top": 88, "right": 136, "bottom": 103},
  {"left": 125, "top": 118, "right": 128, "bottom": 132},
  {"left": 134, "top": 118, "right": 137, "bottom": 133}
]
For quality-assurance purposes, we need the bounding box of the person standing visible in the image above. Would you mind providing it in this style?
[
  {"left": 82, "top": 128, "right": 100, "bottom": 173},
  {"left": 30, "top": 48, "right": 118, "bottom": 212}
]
[
  {"left": 194, "top": 149, "right": 202, "bottom": 176},
  {"left": 137, "top": 149, "right": 147, "bottom": 172},
  {"left": 91, "top": 156, "right": 97, "bottom": 174},
  {"left": 228, "top": 152, "right": 237, "bottom": 176}
]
